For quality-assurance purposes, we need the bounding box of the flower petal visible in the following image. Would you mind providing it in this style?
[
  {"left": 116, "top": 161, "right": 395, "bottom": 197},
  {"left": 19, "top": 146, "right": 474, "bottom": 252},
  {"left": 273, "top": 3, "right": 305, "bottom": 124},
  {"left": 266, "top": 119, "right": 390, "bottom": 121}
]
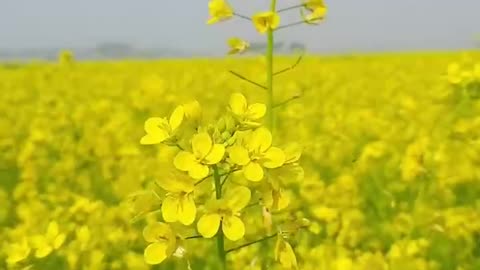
[
  {"left": 161, "top": 195, "right": 179, "bottom": 223},
  {"left": 247, "top": 127, "right": 272, "bottom": 153},
  {"left": 197, "top": 213, "right": 221, "bottom": 238},
  {"left": 188, "top": 163, "right": 210, "bottom": 180},
  {"left": 260, "top": 147, "right": 286, "bottom": 168},
  {"left": 283, "top": 143, "right": 302, "bottom": 163},
  {"left": 174, "top": 152, "right": 196, "bottom": 172},
  {"left": 141, "top": 117, "right": 170, "bottom": 145},
  {"left": 169, "top": 105, "right": 185, "bottom": 130},
  {"left": 229, "top": 93, "right": 247, "bottom": 116},
  {"left": 225, "top": 186, "right": 251, "bottom": 212},
  {"left": 204, "top": 144, "right": 225, "bottom": 165},
  {"left": 246, "top": 103, "right": 266, "bottom": 120},
  {"left": 192, "top": 132, "right": 213, "bottom": 159},
  {"left": 143, "top": 222, "right": 173, "bottom": 243},
  {"left": 144, "top": 242, "right": 168, "bottom": 265},
  {"left": 228, "top": 145, "right": 250, "bottom": 166},
  {"left": 178, "top": 193, "right": 196, "bottom": 225},
  {"left": 244, "top": 162, "right": 264, "bottom": 182},
  {"left": 222, "top": 215, "right": 245, "bottom": 241}
]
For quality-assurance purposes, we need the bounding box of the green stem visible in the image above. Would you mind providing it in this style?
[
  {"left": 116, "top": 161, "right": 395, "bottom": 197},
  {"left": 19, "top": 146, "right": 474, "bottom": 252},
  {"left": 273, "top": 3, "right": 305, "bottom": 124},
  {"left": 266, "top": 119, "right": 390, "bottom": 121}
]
[
  {"left": 213, "top": 165, "right": 227, "bottom": 270},
  {"left": 266, "top": 0, "right": 277, "bottom": 132}
]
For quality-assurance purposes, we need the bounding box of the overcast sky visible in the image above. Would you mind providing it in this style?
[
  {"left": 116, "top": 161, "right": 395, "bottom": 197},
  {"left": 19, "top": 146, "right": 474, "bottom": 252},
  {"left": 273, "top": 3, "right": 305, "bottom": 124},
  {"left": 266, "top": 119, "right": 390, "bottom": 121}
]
[{"left": 1, "top": 0, "right": 479, "bottom": 54}]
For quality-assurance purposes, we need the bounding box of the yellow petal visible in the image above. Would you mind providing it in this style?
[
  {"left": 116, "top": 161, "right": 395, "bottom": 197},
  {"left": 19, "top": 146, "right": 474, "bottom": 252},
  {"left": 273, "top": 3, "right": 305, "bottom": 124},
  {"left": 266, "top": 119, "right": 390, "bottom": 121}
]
[
  {"left": 260, "top": 147, "right": 286, "bottom": 168},
  {"left": 141, "top": 117, "right": 170, "bottom": 145},
  {"left": 35, "top": 244, "right": 52, "bottom": 258},
  {"left": 222, "top": 215, "right": 245, "bottom": 241},
  {"left": 284, "top": 143, "right": 302, "bottom": 163},
  {"left": 188, "top": 162, "right": 210, "bottom": 180},
  {"left": 275, "top": 237, "right": 298, "bottom": 269},
  {"left": 156, "top": 171, "right": 195, "bottom": 193},
  {"left": 246, "top": 103, "right": 266, "bottom": 120},
  {"left": 178, "top": 193, "right": 196, "bottom": 225},
  {"left": 252, "top": 11, "right": 280, "bottom": 34},
  {"left": 228, "top": 146, "right": 250, "bottom": 166},
  {"left": 174, "top": 151, "right": 196, "bottom": 172},
  {"left": 46, "top": 221, "right": 59, "bottom": 238},
  {"left": 244, "top": 162, "right": 264, "bottom": 182},
  {"left": 247, "top": 127, "right": 272, "bottom": 153},
  {"left": 169, "top": 105, "right": 184, "bottom": 130},
  {"left": 143, "top": 222, "right": 174, "bottom": 243},
  {"left": 197, "top": 213, "right": 222, "bottom": 238},
  {"left": 53, "top": 234, "right": 66, "bottom": 249},
  {"left": 204, "top": 144, "right": 225, "bottom": 164},
  {"left": 225, "top": 186, "right": 251, "bottom": 212},
  {"left": 144, "top": 242, "right": 168, "bottom": 265},
  {"left": 161, "top": 195, "right": 179, "bottom": 223},
  {"left": 229, "top": 93, "right": 247, "bottom": 116},
  {"left": 192, "top": 132, "right": 213, "bottom": 159}
]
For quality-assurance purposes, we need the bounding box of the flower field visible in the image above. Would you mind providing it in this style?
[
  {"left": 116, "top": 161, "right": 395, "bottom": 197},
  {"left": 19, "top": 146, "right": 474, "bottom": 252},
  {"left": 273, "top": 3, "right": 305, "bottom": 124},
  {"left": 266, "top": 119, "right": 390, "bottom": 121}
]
[{"left": 1, "top": 51, "right": 480, "bottom": 270}]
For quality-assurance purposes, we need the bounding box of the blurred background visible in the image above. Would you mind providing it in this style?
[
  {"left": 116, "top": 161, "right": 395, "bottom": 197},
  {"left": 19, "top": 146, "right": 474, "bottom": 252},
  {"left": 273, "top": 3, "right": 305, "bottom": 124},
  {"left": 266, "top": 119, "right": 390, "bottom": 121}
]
[{"left": 1, "top": 0, "right": 479, "bottom": 60}]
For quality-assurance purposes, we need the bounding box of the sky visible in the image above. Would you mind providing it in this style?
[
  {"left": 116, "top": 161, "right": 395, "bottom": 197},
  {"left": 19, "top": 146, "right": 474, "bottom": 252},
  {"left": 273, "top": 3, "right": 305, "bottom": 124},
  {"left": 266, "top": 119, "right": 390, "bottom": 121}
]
[{"left": 0, "top": 0, "right": 479, "bottom": 54}]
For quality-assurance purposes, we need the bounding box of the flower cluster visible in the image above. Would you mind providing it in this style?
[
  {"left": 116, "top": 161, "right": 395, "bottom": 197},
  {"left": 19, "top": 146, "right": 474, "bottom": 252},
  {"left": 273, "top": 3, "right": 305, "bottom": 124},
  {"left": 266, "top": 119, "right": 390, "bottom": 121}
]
[{"left": 138, "top": 93, "right": 304, "bottom": 267}]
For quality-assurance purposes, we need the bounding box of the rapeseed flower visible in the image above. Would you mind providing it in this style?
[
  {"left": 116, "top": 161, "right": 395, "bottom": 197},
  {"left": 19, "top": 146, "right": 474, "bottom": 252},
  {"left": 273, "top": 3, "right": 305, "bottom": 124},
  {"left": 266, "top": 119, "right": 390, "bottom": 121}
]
[
  {"left": 207, "top": 0, "right": 233, "bottom": 24},
  {"left": 143, "top": 222, "right": 176, "bottom": 265},
  {"left": 252, "top": 11, "right": 280, "bottom": 34},
  {"left": 140, "top": 105, "right": 184, "bottom": 145}
]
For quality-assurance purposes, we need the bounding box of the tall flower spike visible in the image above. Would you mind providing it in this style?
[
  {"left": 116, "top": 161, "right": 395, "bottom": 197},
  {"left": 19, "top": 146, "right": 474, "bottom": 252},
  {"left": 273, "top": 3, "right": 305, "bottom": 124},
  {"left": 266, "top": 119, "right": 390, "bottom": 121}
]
[
  {"left": 197, "top": 186, "right": 251, "bottom": 241},
  {"left": 140, "top": 105, "right": 184, "bottom": 145},
  {"left": 207, "top": 0, "right": 234, "bottom": 25},
  {"left": 174, "top": 132, "right": 225, "bottom": 179},
  {"left": 252, "top": 11, "right": 280, "bottom": 34}
]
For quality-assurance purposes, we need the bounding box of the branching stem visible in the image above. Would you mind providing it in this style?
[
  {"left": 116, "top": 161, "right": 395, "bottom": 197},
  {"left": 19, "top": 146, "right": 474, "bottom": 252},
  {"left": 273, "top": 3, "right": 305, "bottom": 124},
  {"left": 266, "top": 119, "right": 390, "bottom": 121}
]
[
  {"left": 277, "top": 4, "right": 304, "bottom": 13},
  {"left": 234, "top": 12, "right": 251, "bottom": 21},
  {"left": 226, "top": 233, "right": 278, "bottom": 254},
  {"left": 229, "top": 70, "right": 267, "bottom": 90}
]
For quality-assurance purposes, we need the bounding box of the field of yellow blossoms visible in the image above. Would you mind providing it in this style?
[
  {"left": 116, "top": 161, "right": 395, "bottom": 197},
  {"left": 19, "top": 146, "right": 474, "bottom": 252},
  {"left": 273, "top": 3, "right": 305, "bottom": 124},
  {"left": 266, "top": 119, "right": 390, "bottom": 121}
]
[{"left": 1, "top": 51, "right": 480, "bottom": 270}]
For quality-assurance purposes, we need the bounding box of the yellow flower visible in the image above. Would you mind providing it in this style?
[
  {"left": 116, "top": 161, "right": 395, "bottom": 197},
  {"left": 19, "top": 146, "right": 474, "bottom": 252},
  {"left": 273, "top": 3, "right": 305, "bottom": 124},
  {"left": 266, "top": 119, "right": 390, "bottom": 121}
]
[
  {"left": 197, "top": 186, "right": 251, "bottom": 241},
  {"left": 174, "top": 132, "right": 225, "bottom": 179},
  {"left": 143, "top": 222, "right": 177, "bottom": 265},
  {"left": 274, "top": 236, "right": 298, "bottom": 269},
  {"left": 30, "top": 221, "right": 66, "bottom": 258},
  {"left": 227, "top": 37, "right": 250, "bottom": 55},
  {"left": 302, "top": 0, "right": 328, "bottom": 24},
  {"left": 207, "top": 0, "right": 234, "bottom": 25},
  {"left": 228, "top": 92, "right": 266, "bottom": 129},
  {"left": 229, "top": 127, "right": 285, "bottom": 181},
  {"left": 140, "top": 105, "right": 184, "bottom": 145},
  {"left": 157, "top": 172, "right": 197, "bottom": 225},
  {"left": 252, "top": 11, "right": 280, "bottom": 34},
  {"left": 6, "top": 238, "right": 31, "bottom": 265}
]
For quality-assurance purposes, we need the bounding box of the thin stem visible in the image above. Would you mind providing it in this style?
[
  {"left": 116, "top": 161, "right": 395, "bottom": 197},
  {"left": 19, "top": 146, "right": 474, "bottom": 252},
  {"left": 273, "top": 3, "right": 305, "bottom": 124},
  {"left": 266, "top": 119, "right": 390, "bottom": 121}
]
[
  {"left": 266, "top": 0, "right": 277, "bottom": 132},
  {"left": 226, "top": 233, "right": 278, "bottom": 254},
  {"left": 213, "top": 165, "right": 227, "bottom": 270},
  {"left": 273, "top": 54, "right": 304, "bottom": 76},
  {"left": 185, "top": 235, "right": 204, "bottom": 240},
  {"left": 234, "top": 12, "right": 251, "bottom": 21},
  {"left": 277, "top": 4, "right": 304, "bottom": 13},
  {"left": 273, "top": 94, "right": 302, "bottom": 109},
  {"left": 275, "top": 21, "right": 306, "bottom": 31},
  {"left": 229, "top": 70, "right": 267, "bottom": 90}
]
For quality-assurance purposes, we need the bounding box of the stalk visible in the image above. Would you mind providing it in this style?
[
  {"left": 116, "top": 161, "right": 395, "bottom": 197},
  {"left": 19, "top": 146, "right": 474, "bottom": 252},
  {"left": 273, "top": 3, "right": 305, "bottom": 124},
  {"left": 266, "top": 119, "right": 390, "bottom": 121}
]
[
  {"left": 266, "top": 0, "right": 278, "bottom": 132},
  {"left": 213, "top": 165, "right": 227, "bottom": 270}
]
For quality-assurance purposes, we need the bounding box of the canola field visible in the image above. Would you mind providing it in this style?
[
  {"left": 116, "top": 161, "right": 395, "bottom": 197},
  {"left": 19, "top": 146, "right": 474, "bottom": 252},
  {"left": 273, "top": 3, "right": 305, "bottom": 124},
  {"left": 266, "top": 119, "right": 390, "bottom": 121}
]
[{"left": 1, "top": 51, "right": 480, "bottom": 270}]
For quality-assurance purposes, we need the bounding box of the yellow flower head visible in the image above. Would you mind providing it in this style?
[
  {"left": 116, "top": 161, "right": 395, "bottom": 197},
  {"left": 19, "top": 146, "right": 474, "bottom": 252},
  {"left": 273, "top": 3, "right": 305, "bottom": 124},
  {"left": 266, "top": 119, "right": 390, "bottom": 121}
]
[
  {"left": 274, "top": 236, "right": 298, "bottom": 269},
  {"left": 302, "top": 0, "right": 328, "bottom": 24},
  {"left": 252, "top": 11, "right": 280, "bottom": 34},
  {"left": 143, "top": 222, "right": 177, "bottom": 265},
  {"left": 227, "top": 37, "right": 250, "bottom": 55},
  {"left": 229, "top": 127, "right": 286, "bottom": 182},
  {"left": 140, "top": 105, "right": 184, "bottom": 145},
  {"left": 157, "top": 172, "right": 197, "bottom": 225},
  {"left": 30, "top": 221, "right": 66, "bottom": 258},
  {"left": 207, "top": 0, "right": 234, "bottom": 25},
  {"left": 197, "top": 186, "right": 251, "bottom": 241},
  {"left": 228, "top": 93, "right": 266, "bottom": 129},
  {"left": 174, "top": 132, "right": 225, "bottom": 179}
]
